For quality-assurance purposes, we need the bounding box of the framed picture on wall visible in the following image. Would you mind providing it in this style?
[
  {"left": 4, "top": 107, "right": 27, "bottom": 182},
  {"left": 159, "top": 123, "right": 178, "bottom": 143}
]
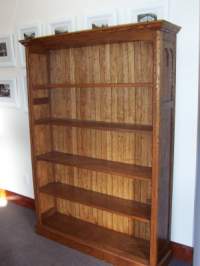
[
  {"left": 126, "top": 1, "right": 169, "bottom": 23},
  {"left": 0, "top": 35, "right": 15, "bottom": 67},
  {"left": 0, "top": 78, "right": 19, "bottom": 108},
  {"left": 47, "top": 18, "right": 75, "bottom": 35},
  {"left": 17, "top": 23, "right": 42, "bottom": 66},
  {"left": 85, "top": 11, "right": 118, "bottom": 29}
]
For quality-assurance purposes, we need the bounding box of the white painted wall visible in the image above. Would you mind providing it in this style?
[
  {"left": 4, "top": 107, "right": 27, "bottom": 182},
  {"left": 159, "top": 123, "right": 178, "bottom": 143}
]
[
  {"left": 169, "top": 0, "right": 199, "bottom": 247},
  {"left": 0, "top": 0, "right": 199, "bottom": 247},
  {"left": 193, "top": 5, "right": 200, "bottom": 265},
  {"left": 0, "top": 0, "right": 33, "bottom": 198}
]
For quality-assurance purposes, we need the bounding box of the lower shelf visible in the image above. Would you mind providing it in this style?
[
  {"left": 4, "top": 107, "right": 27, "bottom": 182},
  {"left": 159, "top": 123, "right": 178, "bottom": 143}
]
[
  {"left": 40, "top": 211, "right": 150, "bottom": 266},
  {"left": 40, "top": 182, "right": 151, "bottom": 222}
]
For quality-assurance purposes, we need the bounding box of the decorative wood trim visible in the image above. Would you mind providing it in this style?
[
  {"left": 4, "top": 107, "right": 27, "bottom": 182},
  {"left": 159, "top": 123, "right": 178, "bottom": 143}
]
[
  {"left": 20, "top": 20, "right": 181, "bottom": 50},
  {"left": 4, "top": 190, "right": 193, "bottom": 264},
  {"left": 5, "top": 189, "right": 35, "bottom": 209}
]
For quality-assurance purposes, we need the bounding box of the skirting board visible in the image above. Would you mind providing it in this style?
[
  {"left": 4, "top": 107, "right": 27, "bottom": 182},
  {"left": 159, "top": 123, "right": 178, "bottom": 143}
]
[
  {"left": 5, "top": 189, "right": 35, "bottom": 209},
  {"left": 5, "top": 189, "right": 193, "bottom": 264}
]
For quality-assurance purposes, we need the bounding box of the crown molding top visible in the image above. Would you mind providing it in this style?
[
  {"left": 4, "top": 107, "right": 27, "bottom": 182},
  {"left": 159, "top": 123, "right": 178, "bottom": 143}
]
[{"left": 20, "top": 20, "right": 181, "bottom": 51}]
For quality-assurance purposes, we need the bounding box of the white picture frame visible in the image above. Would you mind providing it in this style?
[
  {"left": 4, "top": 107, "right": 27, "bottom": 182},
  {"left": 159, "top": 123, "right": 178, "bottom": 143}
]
[
  {"left": 47, "top": 17, "right": 76, "bottom": 35},
  {"left": 0, "top": 78, "right": 19, "bottom": 108},
  {"left": 125, "top": 1, "right": 169, "bottom": 23},
  {"left": 85, "top": 11, "right": 118, "bottom": 30},
  {"left": 17, "top": 23, "right": 42, "bottom": 67},
  {"left": 0, "top": 34, "right": 15, "bottom": 67}
]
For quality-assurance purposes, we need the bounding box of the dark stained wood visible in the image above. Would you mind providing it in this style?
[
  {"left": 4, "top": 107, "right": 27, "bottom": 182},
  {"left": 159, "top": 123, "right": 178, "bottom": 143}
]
[
  {"left": 158, "top": 250, "right": 172, "bottom": 266},
  {"left": 40, "top": 183, "right": 151, "bottom": 222},
  {"left": 171, "top": 242, "right": 193, "bottom": 264},
  {"left": 150, "top": 32, "right": 178, "bottom": 266},
  {"left": 33, "top": 97, "right": 49, "bottom": 105},
  {"left": 34, "top": 118, "right": 153, "bottom": 133},
  {"left": 34, "top": 82, "right": 153, "bottom": 90},
  {"left": 41, "top": 211, "right": 150, "bottom": 265},
  {"left": 37, "top": 151, "right": 152, "bottom": 180}
]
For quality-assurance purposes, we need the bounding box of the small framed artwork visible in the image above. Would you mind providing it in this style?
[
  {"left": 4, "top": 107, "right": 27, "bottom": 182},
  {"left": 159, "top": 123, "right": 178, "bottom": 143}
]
[
  {"left": 137, "top": 13, "right": 158, "bottom": 22},
  {"left": 0, "top": 78, "right": 19, "bottom": 108},
  {"left": 17, "top": 24, "right": 42, "bottom": 66},
  {"left": 130, "top": 6, "right": 164, "bottom": 23},
  {"left": 85, "top": 11, "right": 118, "bottom": 30},
  {"left": 0, "top": 35, "right": 15, "bottom": 67},
  {"left": 47, "top": 18, "right": 75, "bottom": 35},
  {"left": 126, "top": 2, "right": 169, "bottom": 23}
]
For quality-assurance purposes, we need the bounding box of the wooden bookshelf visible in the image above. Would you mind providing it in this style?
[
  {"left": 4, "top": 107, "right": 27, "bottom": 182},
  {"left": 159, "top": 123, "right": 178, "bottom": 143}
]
[{"left": 21, "top": 20, "right": 180, "bottom": 266}]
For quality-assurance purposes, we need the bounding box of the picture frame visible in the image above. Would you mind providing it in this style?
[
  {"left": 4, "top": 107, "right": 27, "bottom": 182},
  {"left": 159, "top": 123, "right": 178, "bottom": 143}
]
[
  {"left": 125, "top": 1, "right": 169, "bottom": 23},
  {"left": 17, "top": 23, "right": 42, "bottom": 67},
  {"left": 0, "top": 78, "right": 19, "bottom": 108},
  {"left": 130, "top": 6, "right": 164, "bottom": 23},
  {"left": 0, "top": 34, "right": 15, "bottom": 67},
  {"left": 47, "top": 17, "right": 75, "bottom": 35},
  {"left": 85, "top": 11, "right": 118, "bottom": 30}
]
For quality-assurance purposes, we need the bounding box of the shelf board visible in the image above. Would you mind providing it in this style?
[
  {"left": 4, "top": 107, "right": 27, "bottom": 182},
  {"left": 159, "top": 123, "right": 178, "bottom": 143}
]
[
  {"left": 41, "top": 211, "right": 150, "bottom": 265},
  {"left": 33, "top": 97, "right": 49, "bottom": 105},
  {"left": 36, "top": 151, "right": 152, "bottom": 180},
  {"left": 40, "top": 183, "right": 151, "bottom": 222},
  {"left": 34, "top": 82, "right": 153, "bottom": 90},
  {"left": 34, "top": 118, "right": 152, "bottom": 133}
]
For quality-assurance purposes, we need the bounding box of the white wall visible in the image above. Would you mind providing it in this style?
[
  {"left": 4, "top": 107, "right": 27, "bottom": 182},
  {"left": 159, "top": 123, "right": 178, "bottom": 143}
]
[
  {"left": 0, "top": 0, "right": 34, "bottom": 198},
  {"left": 0, "top": 0, "right": 199, "bottom": 247},
  {"left": 168, "top": 0, "right": 199, "bottom": 247},
  {"left": 193, "top": 6, "right": 200, "bottom": 265}
]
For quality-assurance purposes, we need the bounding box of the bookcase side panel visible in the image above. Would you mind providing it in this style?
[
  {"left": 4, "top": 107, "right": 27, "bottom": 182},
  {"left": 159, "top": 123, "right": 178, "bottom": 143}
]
[
  {"left": 27, "top": 51, "right": 56, "bottom": 220},
  {"left": 150, "top": 31, "right": 177, "bottom": 265},
  {"left": 157, "top": 33, "right": 177, "bottom": 262}
]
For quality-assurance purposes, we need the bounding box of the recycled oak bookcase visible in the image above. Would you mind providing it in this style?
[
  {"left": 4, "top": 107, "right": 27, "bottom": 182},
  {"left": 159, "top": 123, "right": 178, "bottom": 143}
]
[{"left": 21, "top": 20, "right": 180, "bottom": 266}]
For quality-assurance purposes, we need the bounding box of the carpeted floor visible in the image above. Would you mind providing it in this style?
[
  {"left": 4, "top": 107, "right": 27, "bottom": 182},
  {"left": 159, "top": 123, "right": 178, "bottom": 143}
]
[{"left": 0, "top": 202, "right": 190, "bottom": 266}]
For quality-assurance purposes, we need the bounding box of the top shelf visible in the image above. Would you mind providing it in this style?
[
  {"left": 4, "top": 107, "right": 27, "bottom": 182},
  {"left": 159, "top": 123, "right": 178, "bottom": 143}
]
[{"left": 33, "top": 82, "right": 153, "bottom": 90}]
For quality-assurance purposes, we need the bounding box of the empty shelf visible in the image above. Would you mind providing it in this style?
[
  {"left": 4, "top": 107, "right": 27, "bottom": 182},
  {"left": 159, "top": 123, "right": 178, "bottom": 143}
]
[
  {"left": 40, "top": 183, "right": 151, "bottom": 222},
  {"left": 40, "top": 211, "right": 150, "bottom": 265},
  {"left": 34, "top": 118, "right": 152, "bottom": 133},
  {"left": 36, "top": 151, "right": 152, "bottom": 180}
]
